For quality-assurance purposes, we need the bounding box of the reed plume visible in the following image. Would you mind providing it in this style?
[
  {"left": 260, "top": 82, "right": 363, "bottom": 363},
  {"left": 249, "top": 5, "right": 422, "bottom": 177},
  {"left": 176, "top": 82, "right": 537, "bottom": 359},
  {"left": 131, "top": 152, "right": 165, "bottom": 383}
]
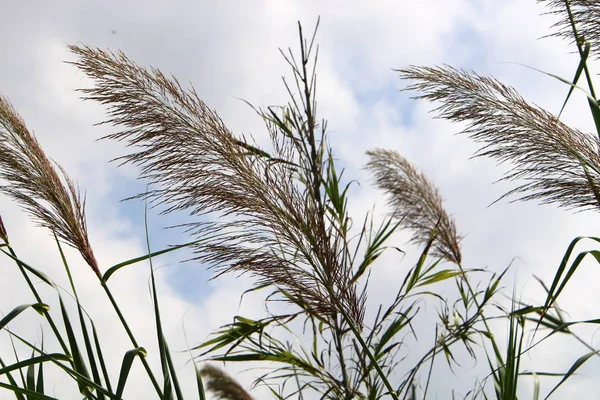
[
  {"left": 366, "top": 148, "right": 462, "bottom": 264},
  {"left": 397, "top": 65, "right": 600, "bottom": 212},
  {"left": 200, "top": 365, "right": 253, "bottom": 400},
  {"left": 0, "top": 96, "right": 99, "bottom": 275},
  {"left": 68, "top": 44, "right": 364, "bottom": 325}
]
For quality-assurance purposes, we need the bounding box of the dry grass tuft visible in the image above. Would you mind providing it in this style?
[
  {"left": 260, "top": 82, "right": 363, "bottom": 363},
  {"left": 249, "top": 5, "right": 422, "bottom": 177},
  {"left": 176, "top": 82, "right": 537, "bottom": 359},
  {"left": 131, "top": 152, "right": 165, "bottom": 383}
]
[
  {"left": 68, "top": 44, "right": 364, "bottom": 324},
  {"left": 366, "top": 148, "right": 462, "bottom": 264},
  {"left": 200, "top": 364, "right": 253, "bottom": 400},
  {"left": 0, "top": 96, "right": 99, "bottom": 275},
  {"left": 397, "top": 65, "right": 600, "bottom": 212}
]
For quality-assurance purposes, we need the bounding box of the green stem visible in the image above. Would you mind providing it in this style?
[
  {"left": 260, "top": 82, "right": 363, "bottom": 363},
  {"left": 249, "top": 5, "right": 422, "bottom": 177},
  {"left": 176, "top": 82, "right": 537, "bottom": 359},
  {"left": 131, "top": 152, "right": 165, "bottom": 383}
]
[
  {"left": 100, "top": 282, "right": 163, "bottom": 398},
  {"left": 330, "top": 296, "right": 399, "bottom": 400},
  {"left": 564, "top": 1, "right": 596, "bottom": 100},
  {"left": 456, "top": 263, "right": 503, "bottom": 365},
  {"left": 332, "top": 312, "right": 352, "bottom": 399}
]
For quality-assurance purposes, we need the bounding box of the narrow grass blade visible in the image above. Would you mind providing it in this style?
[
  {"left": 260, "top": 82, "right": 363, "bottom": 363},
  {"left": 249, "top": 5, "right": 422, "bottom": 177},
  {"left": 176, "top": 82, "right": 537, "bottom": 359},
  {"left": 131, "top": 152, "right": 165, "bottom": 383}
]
[
  {"left": 101, "top": 239, "right": 202, "bottom": 283},
  {"left": 0, "top": 304, "right": 48, "bottom": 330},
  {"left": 510, "top": 62, "right": 600, "bottom": 135},
  {"left": 35, "top": 352, "right": 43, "bottom": 395},
  {"left": 0, "top": 250, "right": 56, "bottom": 287},
  {"left": 0, "top": 356, "right": 26, "bottom": 400},
  {"left": 115, "top": 347, "right": 147, "bottom": 400},
  {"left": 374, "top": 308, "right": 414, "bottom": 357},
  {"left": 415, "top": 269, "right": 463, "bottom": 287},
  {"left": 0, "top": 382, "right": 58, "bottom": 400},
  {"left": 54, "top": 237, "right": 105, "bottom": 400},
  {"left": 540, "top": 236, "right": 600, "bottom": 322},
  {"left": 532, "top": 372, "right": 540, "bottom": 400},
  {"left": 194, "top": 361, "right": 207, "bottom": 400},
  {"left": 0, "top": 355, "right": 71, "bottom": 376},
  {"left": 25, "top": 351, "right": 35, "bottom": 400},
  {"left": 406, "top": 232, "right": 436, "bottom": 292},
  {"left": 91, "top": 323, "right": 112, "bottom": 393},
  {"left": 544, "top": 350, "right": 600, "bottom": 399},
  {"left": 143, "top": 203, "right": 176, "bottom": 400},
  {"left": 58, "top": 296, "right": 91, "bottom": 395},
  {"left": 558, "top": 41, "right": 590, "bottom": 118}
]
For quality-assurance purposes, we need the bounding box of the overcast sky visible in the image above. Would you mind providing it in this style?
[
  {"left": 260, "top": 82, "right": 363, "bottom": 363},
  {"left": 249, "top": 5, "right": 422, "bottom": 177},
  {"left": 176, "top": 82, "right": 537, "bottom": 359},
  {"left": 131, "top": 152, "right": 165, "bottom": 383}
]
[{"left": 1, "top": 1, "right": 600, "bottom": 399}]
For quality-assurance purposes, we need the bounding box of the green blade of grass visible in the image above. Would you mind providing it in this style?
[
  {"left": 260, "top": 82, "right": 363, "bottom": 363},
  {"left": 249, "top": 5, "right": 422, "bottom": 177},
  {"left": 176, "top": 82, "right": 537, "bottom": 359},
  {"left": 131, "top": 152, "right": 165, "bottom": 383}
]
[
  {"left": 558, "top": 41, "right": 590, "bottom": 118},
  {"left": 25, "top": 351, "right": 35, "bottom": 400},
  {"left": 115, "top": 347, "right": 147, "bottom": 400},
  {"left": 54, "top": 237, "right": 105, "bottom": 400},
  {"left": 415, "top": 269, "right": 463, "bottom": 287},
  {"left": 509, "top": 62, "right": 600, "bottom": 135},
  {"left": 58, "top": 296, "right": 91, "bottom": 395},
  {"left": 91, "top": 323, "right": 112, "bottom": 393},
  {"left": 0, "top": 355, "right": 71, "bottom": 377},
  {"left": 194, "top": 361, "right": 207, "bottom": 400},
  {"left": 0, "top": 304, "right": 48, "bottom": 330},
  {"left": 35, "top": 351, "right": 43, "bottom": 396},
  {"left": 0, "top": 356, "right": 26, "bottom": 400},
  {"left": 101, "top": 239, "right": 203, "bottom": 283},
  {"left": 142, "top": 202, "right": 177, "bottom": 400},
  {"left": 0, "top": 250, "right": 56, "bottom": 288},
  {"left": 545, "top": 350, "right": 600, "bottom": 399},
  {"left": 0, "top": 382, "right": 58, "bottom": 400}
]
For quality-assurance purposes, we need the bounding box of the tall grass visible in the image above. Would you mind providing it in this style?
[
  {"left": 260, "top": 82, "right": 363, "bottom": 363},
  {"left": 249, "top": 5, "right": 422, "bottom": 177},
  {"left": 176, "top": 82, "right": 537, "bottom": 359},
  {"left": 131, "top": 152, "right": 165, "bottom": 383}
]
[{"left": 0, "top": 0, "right": 599, "bottom": 399}]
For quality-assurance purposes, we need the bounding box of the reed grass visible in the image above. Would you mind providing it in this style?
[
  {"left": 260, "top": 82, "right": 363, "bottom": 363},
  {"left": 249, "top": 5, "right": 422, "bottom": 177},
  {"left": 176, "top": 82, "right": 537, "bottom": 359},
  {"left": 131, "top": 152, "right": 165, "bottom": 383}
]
[{"left": 0, "top": 1, "right": 599, "bottom": 399}]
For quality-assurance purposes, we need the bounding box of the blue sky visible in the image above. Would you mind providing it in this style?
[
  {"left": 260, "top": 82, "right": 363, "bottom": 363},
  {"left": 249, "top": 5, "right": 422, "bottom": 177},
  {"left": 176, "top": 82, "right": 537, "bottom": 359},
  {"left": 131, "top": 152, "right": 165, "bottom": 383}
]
[{"left": 1, "top": 1, "right": 600, "bottom": 398}]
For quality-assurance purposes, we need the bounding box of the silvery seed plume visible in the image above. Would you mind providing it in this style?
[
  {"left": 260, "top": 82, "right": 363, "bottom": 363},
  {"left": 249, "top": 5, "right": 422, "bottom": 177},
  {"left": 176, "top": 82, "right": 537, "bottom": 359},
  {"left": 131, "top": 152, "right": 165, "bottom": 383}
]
[
  {"left": 365, "top": 148, "right": 462, "bottom": 265},
  {"left": 540, "top": 0, "right": 600, "bottom": 58},
  {"left": 200, "top": 365, "right": 253, "bottom": 400},
  {"left": 0, "top": 96, "right": 99, "bottom": 276},
  {"left": 398, "top": 65, "right": 600, "bottom": 212},
  {"left": 68, "top": 45, "right": 364, "bottom": 324}
]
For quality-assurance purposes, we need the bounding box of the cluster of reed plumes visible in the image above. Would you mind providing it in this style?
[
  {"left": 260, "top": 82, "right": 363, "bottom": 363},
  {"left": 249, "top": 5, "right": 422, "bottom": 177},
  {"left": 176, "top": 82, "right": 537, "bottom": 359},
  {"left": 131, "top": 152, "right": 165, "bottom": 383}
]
[{"left": 1, "top": 0, "right": 600, "bottom": 399}]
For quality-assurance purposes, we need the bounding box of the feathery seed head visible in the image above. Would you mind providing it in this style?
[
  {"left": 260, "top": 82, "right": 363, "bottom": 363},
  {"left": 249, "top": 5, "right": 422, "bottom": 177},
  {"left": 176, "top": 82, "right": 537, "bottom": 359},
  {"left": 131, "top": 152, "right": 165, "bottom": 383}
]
[
  {"left": 398, "top": 65, "right": 600, "bottom": 212},
  {"left": 0, "top": 95, "right": 99, "bottom": 276},
  {"left": 366, "top": 148, "right": 462, "bottom": 264}
]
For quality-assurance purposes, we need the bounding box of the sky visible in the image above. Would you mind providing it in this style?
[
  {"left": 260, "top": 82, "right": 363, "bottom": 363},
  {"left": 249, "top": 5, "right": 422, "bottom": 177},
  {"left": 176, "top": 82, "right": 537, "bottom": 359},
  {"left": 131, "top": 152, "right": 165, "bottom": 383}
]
[{"left": 1, "top": 0, "right": 600, "bottom": 399}]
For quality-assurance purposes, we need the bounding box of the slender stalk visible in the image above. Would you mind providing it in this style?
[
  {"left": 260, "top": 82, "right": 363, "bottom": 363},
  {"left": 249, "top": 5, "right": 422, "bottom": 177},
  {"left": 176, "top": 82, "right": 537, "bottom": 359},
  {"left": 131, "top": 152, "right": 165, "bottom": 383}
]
[
  {"left": 329, "top": 294, "right": 399, "bottom": 400},
  {"left": 100, "top": 282, "right": 163, "bottom": 397},
  {"left": 564, "top": 1, "right": 597, "bottom": 100},
  {"left": 456, "top": 263, "right": 503, "bottom": 364},
  {"left": 331, "top": 313, "right": 352, "bottom": 399}
]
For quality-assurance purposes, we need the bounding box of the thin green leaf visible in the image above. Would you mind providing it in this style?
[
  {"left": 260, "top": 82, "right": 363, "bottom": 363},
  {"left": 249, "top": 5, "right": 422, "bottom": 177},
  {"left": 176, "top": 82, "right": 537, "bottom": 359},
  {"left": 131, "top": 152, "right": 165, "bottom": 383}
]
[
  {"left": 545, "top": 350, "right": 600, "bottom": 399},
  {"left": 416, "top": 269, "right": 463, "bottom": 287},
  {"left": 58, "top": 297, "right": 91, "bottom": 395},
  {"left": 101, "top": 239, "right": 202, "bottom": 283},
  {"left": 558, "top": 41, "right": 590, "bottom": 118},
  {"left": 0, "top": 382, "right": 58, "bottom": 400},
  {"left": 0, "top": 304, "right": 47, "bottom": 330},
  {"left": 0, "top": 355, "right": 71, "bottom": 377},
  {"left": 0, "top": 250, "right": 56, "bottom": 287},
  {"left": 91, "top": 323, "right": 112, "bottom": 393},
  {"left": 35, "top": 352, "right": 44, "bottom": 395},
  {"left": 115, "top": 347, "right": 147, "bottom": 400},
  {"left": 194, "top": 361, "right": 207, "bottom": 400},
  {"left": 26, "top": 351, "right": 35, "bottom": 400},
  {"left": 510, "top": 62, "right": 600, "bottom": 135}
]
